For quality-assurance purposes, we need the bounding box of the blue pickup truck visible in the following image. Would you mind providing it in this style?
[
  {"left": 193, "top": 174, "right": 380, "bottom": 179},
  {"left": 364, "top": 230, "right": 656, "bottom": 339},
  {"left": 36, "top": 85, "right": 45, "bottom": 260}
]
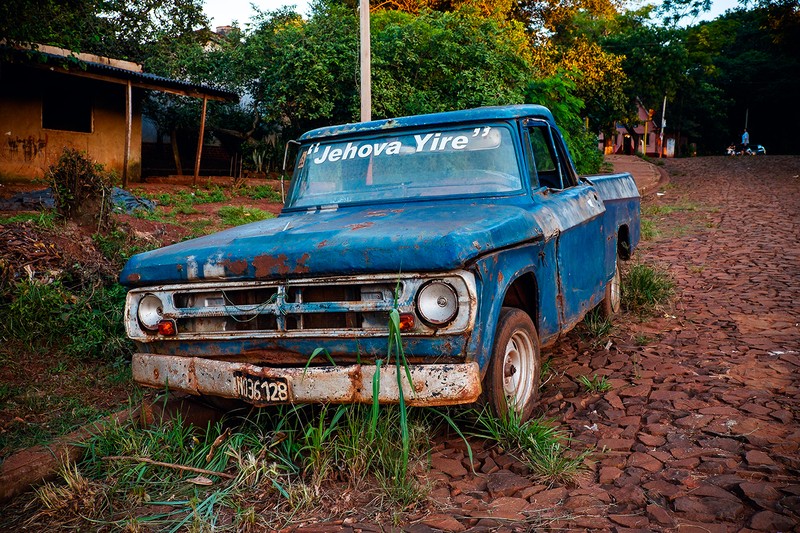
[{"left": 121, "top": 105, "right": 640, "bottom": 420}]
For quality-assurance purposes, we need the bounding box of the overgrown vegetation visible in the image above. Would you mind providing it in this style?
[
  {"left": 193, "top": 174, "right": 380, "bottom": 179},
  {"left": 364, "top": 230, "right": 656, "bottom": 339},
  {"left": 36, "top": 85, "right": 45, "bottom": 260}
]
[
  {"left": 581, "top": 308, "right": 614, "bottom": 342},
  {"left": 47, "top": 148, "right": 113, "bottom": 229},
  {"left": 0, "top": 154, "right": 139, "bottom": 456},
  {"left": 622, "top": 262, "right": 674, "bottom": 314},
  {"left": 474, "top": 408, "right": 589, "bottom": 485},
  {"left": 1, "top": 280, "right": 130, "bottom": 361},
  {"left": 4, "top": 399, "right": 593, "bottom": 530}
]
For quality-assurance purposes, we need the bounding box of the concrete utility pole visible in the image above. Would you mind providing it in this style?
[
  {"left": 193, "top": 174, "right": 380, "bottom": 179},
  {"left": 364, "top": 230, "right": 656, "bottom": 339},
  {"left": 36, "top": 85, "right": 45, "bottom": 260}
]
[
  {"left": 359, "top": 0, "right": 371, "bottom": 122},
  {"left": 659, "top": 95, "right": 667, "bottom": 159}
]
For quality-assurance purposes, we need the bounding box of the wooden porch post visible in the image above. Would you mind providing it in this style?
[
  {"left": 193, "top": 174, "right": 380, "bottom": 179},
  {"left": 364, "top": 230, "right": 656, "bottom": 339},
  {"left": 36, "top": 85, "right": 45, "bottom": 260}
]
[
  {"left": 123, "top": 80, "right": 132, "bottom": 188},
  {"left": 193, "top": 96, "right": 208, "bottom": 187}
]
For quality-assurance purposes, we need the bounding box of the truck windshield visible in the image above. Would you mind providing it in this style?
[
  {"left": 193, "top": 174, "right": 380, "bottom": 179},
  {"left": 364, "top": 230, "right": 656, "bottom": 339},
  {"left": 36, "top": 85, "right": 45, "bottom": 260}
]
[{"left": 286, "top": 124, "right": 522, "bottom": 208}]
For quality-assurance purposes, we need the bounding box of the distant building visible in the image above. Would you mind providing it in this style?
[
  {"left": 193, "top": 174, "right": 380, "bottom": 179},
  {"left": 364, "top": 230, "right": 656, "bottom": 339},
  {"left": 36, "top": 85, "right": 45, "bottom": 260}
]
[
  {"left": 599, "top": 101, "right": 681, "bottom": 157},
  {"left": 0, "top": 44, "right": 237, "bottom": 185}
]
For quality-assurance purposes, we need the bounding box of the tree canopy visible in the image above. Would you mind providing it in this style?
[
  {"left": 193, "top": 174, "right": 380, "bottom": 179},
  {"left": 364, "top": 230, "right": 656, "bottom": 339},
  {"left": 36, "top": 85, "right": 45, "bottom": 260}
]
[{"left": 2, "top": 0, "right": 798, "bottom": 166}]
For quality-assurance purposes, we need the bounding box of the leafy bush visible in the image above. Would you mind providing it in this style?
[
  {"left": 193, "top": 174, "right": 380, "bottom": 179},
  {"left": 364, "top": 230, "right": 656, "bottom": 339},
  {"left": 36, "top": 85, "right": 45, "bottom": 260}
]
[
  {"left": 47, "top": 149, "right": 113, "bottom": 229},
  {"left": 526, "top": 74, "right": 603, "bottom": 175}
]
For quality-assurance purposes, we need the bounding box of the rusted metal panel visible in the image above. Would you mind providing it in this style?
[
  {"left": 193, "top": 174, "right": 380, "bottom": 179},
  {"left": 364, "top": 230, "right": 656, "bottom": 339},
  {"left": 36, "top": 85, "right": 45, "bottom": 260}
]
[
  {"left": 133, "top": 353, "right": 482, "bottom": 406},
  {"left": 119, "top": 203, "right": 546, "bottom": 287}
]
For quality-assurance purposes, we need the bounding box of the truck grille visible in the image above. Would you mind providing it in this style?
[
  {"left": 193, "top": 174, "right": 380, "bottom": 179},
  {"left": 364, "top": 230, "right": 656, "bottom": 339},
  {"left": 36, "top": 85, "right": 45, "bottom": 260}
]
[
  {"left": 125, "top": 272, "right": 475, "bottom": 342},
  {"left": 163, "top": 282, "right": 396, "bottom": 335}
]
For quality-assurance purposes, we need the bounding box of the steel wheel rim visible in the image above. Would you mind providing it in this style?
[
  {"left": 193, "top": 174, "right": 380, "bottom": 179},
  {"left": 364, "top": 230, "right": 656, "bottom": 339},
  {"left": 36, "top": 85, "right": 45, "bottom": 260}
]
[
  {"left": 610, "top": 263, "right": 621, "bottom": 313},
  {"left": 502, "top": 329, "right": 535, "bottom": 410}
]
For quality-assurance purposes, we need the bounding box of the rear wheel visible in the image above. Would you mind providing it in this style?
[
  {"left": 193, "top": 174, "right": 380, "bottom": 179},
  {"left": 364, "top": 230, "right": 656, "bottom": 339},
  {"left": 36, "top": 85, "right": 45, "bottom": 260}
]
[
  {"left": 484, "top": 307, "right": 541, "bottom": 421},
  {"left": 600, "top": 259, "right": 621, "bottom": 318}
]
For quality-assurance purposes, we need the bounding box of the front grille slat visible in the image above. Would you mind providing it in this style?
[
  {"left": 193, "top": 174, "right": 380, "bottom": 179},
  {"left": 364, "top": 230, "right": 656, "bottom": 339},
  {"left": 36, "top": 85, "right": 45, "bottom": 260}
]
[{"left": 167, "top": 281, "right": 398, "bottom": 335}]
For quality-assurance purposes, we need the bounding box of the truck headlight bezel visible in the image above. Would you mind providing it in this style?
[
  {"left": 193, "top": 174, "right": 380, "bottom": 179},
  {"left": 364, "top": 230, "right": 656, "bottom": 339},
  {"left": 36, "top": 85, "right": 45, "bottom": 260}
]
[
  {"left": 137, "top": 293, "right": 164, "bottom": 331},
  {"left": 416, "top": 280, "right": 459, "bottom": 327}
]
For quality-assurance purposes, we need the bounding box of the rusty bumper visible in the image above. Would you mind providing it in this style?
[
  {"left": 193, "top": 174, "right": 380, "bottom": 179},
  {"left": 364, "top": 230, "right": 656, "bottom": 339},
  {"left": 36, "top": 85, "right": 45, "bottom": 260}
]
[{"left": 133, "top": 353, "right": 482, "bottom": 407}]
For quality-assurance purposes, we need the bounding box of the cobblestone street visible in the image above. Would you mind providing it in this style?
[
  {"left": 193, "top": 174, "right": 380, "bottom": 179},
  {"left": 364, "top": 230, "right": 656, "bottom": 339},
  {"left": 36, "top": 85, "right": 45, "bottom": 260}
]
[{"left": 415, "top": 156, "right": 800, "bottom": 532}]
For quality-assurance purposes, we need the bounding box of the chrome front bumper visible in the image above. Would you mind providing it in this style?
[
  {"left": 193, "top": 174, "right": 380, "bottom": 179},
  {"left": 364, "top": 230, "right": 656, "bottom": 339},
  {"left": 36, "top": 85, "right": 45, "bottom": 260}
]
[{"left": 133, "top": 353, "right": 482, "bottom": 407}]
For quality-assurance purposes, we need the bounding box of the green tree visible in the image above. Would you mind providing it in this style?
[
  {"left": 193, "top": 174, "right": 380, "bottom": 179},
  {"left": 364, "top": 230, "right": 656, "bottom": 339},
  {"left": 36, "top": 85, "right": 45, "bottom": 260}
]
[
  {"left": 526, "top": 74, "right": 603, "bottom": 174},
  {"left": 677, "top": 3, "right": 800, "bottom": 153},
  {"left": 0, "top": 0, "right": 208, "bottom": 65},
  {"left": 371, "top": 7, "right": 532, "bottom": 118}
]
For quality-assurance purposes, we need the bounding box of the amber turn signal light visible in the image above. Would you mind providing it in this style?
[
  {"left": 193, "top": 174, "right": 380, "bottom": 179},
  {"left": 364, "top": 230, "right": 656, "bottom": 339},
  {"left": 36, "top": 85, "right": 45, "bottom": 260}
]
[
  {"left": 399, "top": 313, "right": 415, "bottom": 331},
  {"left": 157, "top": 319, "right": 177, "bottom": 336}
]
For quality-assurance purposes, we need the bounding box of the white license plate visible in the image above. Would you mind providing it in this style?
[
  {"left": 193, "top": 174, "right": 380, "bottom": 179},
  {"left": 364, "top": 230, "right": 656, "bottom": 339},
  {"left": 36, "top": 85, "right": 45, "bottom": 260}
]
[{"left": 233, "top": 372, "right": 291, "bottom": 404}]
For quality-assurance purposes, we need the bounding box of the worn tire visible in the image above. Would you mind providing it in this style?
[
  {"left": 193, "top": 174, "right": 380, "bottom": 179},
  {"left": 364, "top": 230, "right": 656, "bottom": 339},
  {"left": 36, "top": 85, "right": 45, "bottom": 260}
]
[
  {"left": 484, "top": 307, "right": 541, "bottom": 422},
  {"left": 600, "top": 259, "right": 621, "bottom": 318}
]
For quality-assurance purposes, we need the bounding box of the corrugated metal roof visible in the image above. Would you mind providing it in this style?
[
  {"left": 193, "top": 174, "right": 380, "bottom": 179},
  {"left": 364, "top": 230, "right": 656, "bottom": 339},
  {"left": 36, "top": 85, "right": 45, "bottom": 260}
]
[{"left": 3, "top": 46, "right": 238, "bottom": 102}]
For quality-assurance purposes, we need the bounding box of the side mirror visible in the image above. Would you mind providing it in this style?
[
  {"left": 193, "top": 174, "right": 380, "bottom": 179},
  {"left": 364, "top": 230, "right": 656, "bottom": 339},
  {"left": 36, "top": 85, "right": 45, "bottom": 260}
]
[{"left": 281, "top": 139, "right": 301, "bottom": 203}]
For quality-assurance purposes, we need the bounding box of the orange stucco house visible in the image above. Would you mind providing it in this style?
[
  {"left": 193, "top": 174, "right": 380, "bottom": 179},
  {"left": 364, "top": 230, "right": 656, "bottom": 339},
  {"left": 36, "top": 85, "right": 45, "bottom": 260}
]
[{"left": 0, "top": 44, "right": 236, "bottom": 186}]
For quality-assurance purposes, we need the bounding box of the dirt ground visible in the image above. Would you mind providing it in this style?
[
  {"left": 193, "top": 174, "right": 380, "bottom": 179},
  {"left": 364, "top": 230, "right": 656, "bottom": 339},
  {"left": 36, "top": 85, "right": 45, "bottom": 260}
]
[{"left": 1, "top": 157, "right": 798, "bottom": 531}]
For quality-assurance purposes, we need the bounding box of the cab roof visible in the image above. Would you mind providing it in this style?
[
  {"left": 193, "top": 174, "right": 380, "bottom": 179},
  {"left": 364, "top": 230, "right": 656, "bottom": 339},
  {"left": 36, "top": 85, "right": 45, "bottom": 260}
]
[{"left": 298, "top": 104, "right": 555, "bottom": 141}]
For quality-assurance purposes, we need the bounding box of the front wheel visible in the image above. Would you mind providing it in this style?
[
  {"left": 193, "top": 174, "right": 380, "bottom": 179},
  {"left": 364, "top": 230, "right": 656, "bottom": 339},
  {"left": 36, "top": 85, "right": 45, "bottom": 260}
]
[
  {"left": 484, "top": 307, "right": 541, "bottom": 421},
  {"left": 600, "top": 260, "right": 621, "bottom": 318}
]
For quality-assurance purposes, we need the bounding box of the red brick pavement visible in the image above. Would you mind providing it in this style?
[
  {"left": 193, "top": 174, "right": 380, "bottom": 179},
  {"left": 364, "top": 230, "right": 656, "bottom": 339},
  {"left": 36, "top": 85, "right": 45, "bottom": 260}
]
[{"left": 409, "top": 156, "right": 800, "bottom": 532}]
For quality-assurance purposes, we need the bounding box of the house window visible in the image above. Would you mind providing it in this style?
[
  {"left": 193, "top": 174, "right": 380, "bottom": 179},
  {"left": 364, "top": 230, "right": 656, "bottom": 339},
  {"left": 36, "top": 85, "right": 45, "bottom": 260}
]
[{"left": 42, "top": 84, "right": 92, "bottom": 133}]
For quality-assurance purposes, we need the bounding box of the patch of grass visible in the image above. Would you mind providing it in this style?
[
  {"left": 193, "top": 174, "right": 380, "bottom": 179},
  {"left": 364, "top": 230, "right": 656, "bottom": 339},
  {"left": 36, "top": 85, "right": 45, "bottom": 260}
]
[
  {"left": 0, "top": 279, "right": 132, "bottom": 361},
  {"left": 643, "top": 203, "right": 699, "bottom": 216},
  {"left": 0, "top": 383, "right": 21, "bottom": 407},
  {"left": 185, "top": 220, "right": 214, "bottom": 239},
  {"left": 621, "top": 262, "right": 674, "bottom": 314},
  {"left": 473, "top": 407, "right": 589, "bottom": 484},
  {"left": 218, "top": 206, "right": 274, "bottom": 226},
  {"left": 0, "top": 211, "right": 57, "bottom": 228},
  {"left": 243, "top": 184, "right": 282, "bottom": 202},
  {"left": 92, "top": 227, "right": 159, "bottom": 265},
  {"left": 639, "top": 218, "right": 659, "bottom": 241},
  {"left": 640, "top": 202, "right": 707, "bottom": 242},
  {"left": 578, "top": 374, "right": 612, "bottom": 393},
  {"left": 582, "top": 309, "right": 613, "bottom": 341},
  {"left": 172, "top": 204, "right": 200, "bottom": 215},
  {"left": 0, "top": 390, "right": 109, "bottom": 453},
  {"left": 67, "top": 400, "right": 435, "bottom": 530},
  {"left": 34, "top": 461, "right": 109, "bottom": 524},
  {"left": 150, "top": 187, "right": 229, "bottom": 208},
  {"left": 633, "top": 333, "right": 653, "bottom": 346}
]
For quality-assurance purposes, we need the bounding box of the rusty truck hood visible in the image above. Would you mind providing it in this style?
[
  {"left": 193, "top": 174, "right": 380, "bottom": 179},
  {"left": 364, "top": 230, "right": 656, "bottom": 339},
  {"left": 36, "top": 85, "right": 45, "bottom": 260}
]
[{"left": 120, "top": 202, "right": 544, "bottom": 286}]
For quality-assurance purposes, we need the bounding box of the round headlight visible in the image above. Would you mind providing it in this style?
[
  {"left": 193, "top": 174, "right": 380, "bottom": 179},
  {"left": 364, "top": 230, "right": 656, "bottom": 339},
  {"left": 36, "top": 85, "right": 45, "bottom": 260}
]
[
  {"left": 416, "top": 281, "right": 458, "bottom": 326},
  {"left": 137, "top": 294, "right": 164, "bottom": 331}
]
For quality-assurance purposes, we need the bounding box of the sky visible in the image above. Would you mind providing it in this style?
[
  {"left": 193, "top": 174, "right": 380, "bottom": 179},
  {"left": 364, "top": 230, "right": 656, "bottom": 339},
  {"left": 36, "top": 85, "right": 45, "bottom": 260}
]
[{"left": 204, "top": 0, "right": 743, "bottom": 29}]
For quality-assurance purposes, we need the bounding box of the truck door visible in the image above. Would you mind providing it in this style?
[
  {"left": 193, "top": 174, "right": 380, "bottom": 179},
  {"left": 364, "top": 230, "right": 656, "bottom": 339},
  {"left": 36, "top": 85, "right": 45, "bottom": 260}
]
[{"left": 523, "top": 120, "right": 607, "bottom": 332}]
